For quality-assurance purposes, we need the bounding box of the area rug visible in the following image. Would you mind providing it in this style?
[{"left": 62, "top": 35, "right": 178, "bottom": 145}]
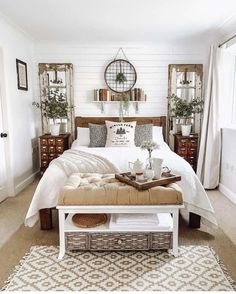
[{"left": 2, "top": 245, "right": 236, "bottom": 291}]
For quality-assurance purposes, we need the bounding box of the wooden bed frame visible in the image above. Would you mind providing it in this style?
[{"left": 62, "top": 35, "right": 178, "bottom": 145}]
[{"left": 39, "top": 116, "right": 201, "bottom": 230}]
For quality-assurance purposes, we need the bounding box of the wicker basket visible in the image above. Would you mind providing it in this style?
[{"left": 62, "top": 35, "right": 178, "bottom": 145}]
[{"left": 66, "top": 231, "right": 172, "bottom": 251}]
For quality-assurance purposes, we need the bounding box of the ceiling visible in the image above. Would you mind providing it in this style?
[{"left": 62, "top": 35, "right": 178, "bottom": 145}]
[{"left": 0, "top": 0, "right": 236, "bottom": 44}]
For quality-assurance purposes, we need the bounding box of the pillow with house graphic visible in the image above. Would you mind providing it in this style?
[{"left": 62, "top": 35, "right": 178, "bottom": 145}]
[{"left": 105, "top": 121, "right": 136, "bottom": 147}]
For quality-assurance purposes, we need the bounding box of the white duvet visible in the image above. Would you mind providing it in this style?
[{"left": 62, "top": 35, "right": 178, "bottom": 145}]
[{"left": 25, "top": 142, "right": 217, "bottom": 227}]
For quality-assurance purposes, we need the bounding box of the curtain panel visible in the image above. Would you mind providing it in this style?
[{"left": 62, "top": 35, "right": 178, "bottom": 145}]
[{"left": 197, "top": 45, "right": 223, "bottom": 189}]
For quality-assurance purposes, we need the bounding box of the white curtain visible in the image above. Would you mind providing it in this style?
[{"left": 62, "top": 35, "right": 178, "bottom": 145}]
[{"left": 197, "top": 45, "right": 223, "bottom": 189}]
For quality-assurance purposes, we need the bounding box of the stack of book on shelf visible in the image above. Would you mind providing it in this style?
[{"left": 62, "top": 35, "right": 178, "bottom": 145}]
[
  {"left": 109, "top": 213, "right": 172, "bottom": 230},
  {"left": 93, "top": 88, "right": 147, "bottom": 102},
  {"left": 130, "top": 88, "right": 147, "bottom": 101}
]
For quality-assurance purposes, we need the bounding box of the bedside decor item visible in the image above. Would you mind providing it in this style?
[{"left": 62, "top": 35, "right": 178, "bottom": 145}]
[
  {"left": 72, "top": 213, "right": 107, "bottom": 228},
  {"left": 104, "top": 48, "right": 137, "bottom": 93},
  {"left": 38, "top": 63, "right": 74, "bottom": 139},
  {"left": 167, "top": 64, "right": 203, "bottom": 147},
  {"left": 167, "top": 94, "right": 204, "bottom": 136},
  {"left": 16, "top": 59, "right": 28, "bottom": 91},
  {"left": 105, "top": 120, "right": 136, "bottom": 147}
]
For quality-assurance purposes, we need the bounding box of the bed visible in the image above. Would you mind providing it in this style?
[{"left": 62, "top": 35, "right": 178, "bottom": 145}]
[{"left": 25, "top": 116, "right": 217, "bottom": 229}]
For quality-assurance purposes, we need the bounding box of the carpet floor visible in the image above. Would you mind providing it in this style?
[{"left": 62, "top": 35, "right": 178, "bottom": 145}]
[{"left": 2, "top": 245, "right": 235, "bottom": 291}]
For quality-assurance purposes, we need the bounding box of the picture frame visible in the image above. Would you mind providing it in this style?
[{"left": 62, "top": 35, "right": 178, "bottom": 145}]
[{"left": 16, "top": 59, "right": 28, "bottom": 91}]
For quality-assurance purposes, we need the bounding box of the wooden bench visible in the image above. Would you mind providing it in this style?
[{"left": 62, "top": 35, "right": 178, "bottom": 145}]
[{"left": 57, "top": 173, "right": 184, "bottom": 259}]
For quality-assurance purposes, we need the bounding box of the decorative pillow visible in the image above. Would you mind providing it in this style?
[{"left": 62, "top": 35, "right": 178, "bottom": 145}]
[
  {"left": 153, "top": 126, "right": 164, "bottom": 144},
  {"left": 135, "top": 124, "right": 153, "bottom": 146},
  {"left": 76, "top": 127, "right": 90, "bottom": 146},
  {"left": 105, "top": 121, "right": 136, "bottom": 147},
  {"left": 89, "top": 123, "right": 107, "bottom": 147}
]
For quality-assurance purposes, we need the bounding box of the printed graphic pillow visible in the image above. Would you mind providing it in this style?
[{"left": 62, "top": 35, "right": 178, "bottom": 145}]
[{"left": 105, "top": 121, "right": 136, "bottom": 147}]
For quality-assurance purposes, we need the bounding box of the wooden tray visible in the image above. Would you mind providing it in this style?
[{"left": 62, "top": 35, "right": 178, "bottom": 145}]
[{"left": 115, "top": 172, "right": 181, "bottom": 191}]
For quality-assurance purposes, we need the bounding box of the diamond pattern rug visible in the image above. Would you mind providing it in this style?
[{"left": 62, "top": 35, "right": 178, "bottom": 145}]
[{"left": 2, "top": 245, "right": 236, "bottom": 291}]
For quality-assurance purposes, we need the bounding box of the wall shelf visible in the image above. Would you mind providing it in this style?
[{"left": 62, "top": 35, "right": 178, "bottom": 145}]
[{"left": 92, "top": 100, "right": 146, "bottom": 114}]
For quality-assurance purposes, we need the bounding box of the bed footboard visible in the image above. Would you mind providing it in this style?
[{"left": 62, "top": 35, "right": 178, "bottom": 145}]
[
  {"left": 39, "top": 208, "right": 53, "bottom": 230},
  {"left": 189, "top": 212, "right": 201, "bottom": 228}
]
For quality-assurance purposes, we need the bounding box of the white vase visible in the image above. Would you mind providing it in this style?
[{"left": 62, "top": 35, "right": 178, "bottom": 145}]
[
  {"left": 50, "top": 124, "right": 60, "bottom": 136},
  {"left": 181, "top": 124, "right": 191, "bottom": 136}
]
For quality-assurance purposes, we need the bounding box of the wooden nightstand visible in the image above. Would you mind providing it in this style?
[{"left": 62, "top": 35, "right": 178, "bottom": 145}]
[
  {"left": 174, "top": 134, "right": 198, "bottom": 171},
  {"left": 39, "top": 134, "right": 70, "bottom": 174}
]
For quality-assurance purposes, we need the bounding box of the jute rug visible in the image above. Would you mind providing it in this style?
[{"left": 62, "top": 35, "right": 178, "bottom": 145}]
[{"left": 2, "top": 245, "right": 236, "bottom": 291}]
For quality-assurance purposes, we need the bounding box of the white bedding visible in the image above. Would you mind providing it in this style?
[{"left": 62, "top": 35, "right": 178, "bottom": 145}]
[{"left": 25, "top": 142, "right": 217, "bottom": 227}]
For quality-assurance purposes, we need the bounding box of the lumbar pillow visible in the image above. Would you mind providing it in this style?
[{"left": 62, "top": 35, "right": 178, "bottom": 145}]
[
  {"left": 76, "top": 127, "right": 90, "bottom": 146},
  {"left": 135, "top": 124, "right": 153, "bottom": 147},
  {"left": 105, "top": 121, "right": 136, "bottom": 147},
  {"left": 89, "top": 123, "right": 107, "bottom": 147}
]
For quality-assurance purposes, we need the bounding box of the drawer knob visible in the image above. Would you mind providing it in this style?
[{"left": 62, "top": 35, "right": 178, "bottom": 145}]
[{"left": 117, "top": 239, "right": 123, "bottom": 245}]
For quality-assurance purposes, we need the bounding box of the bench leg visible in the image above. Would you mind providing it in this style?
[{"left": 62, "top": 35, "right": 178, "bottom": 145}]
[
  {"left": 58, "top": 210, "right": 65, "bottom": 260},
  {"left": 39, "top": 208, "right": 52, "bottom": 230},
  {"left": 168, "top": 208, "right": 179, "bottom": 257}
]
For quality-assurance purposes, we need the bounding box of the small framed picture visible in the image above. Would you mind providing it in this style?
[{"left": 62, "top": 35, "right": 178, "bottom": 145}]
[{"left": 16, "top": 59, "right": 28, "bottom": 91}]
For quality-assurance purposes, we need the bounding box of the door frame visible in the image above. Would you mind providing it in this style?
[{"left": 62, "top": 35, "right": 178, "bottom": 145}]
[{"left": 0, "top": 48, "right": 14, "bottom": 199}]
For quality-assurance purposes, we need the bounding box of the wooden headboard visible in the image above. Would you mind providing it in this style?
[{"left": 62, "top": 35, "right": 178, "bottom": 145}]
[{"left": 75, "top": 116, "right": 167, "bottom": 141}]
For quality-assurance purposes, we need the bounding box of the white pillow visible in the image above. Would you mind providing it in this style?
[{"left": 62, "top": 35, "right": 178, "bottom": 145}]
[
  {"left": 153, "top": 126, "right": 164, "bottom": 144},
  {"left": 105, "top": 121, "right": 136, "bottom": 147},
  {"left": 76, "top": 127, "right": 90, "bottom": 146}
]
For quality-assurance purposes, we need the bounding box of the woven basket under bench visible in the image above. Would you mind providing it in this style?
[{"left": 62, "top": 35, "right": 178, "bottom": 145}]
[{"left": 66, "top": 231, "right": 172, "bottom": 251}]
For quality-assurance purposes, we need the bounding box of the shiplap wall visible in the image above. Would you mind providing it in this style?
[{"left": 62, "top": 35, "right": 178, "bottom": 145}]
[{"left": 33, "top": 44, "right": 208, "bottom": 117}]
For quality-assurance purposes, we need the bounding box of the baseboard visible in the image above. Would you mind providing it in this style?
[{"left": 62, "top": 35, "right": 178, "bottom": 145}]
[
  {"left": 14, "top": 171, "right": 39, "bottom": 196},
  {"left": 219, "top": 183, "right": 236, "bottom": 205}
]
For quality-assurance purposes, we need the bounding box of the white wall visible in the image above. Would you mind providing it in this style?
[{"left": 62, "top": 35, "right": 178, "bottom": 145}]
[
  {"left": 219, "top": 128, "right": 236, "bottom": 205},
  {"left": 33, "top": 44, "right": 208, "bottom": 119},
  {"left": 0, "top": 16, "right": 38, "bottom": 195}
]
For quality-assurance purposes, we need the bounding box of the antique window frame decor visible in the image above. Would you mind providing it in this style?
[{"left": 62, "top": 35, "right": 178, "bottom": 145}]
[
  {"left": 16, "top": 59, "right": 28, "bottom": 91},
  {"left": 38, "top": 63, "right": 74, "bottom": 140}
]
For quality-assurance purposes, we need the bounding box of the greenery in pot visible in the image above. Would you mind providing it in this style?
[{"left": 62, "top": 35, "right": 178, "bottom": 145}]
[
  {"left": 167, "top": 94, "right": 204, "bottom": 124},
  {"left": 33, "top": 89, "right": 72, "bottom": 124}
]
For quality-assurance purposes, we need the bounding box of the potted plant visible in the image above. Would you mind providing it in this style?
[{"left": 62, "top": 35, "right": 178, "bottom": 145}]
[
  {"left": 167, "top": 94, "right": 204, "bottom": 136},
  {"left": 33, "top": 89, "right": 72, "bottom": 136}
]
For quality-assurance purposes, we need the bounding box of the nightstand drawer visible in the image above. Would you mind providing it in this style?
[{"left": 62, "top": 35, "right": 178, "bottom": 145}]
[
  {"left": 41, "top": 138, "right": 48, "bottom": 146},
  {"left": 41, "top": 153, "right": 48, "bottom": 161},
  {"left": 55, "top": 138, "right": 64, "bottom": 146},
  {"left": 178, "top": 147, "right": 188, "bottom": 155},
  {"left": 189, "top": 139, "right": 198, "bottom": 147},
  {"left": 188, "top": 148, "right": 197, "bottom": 156},
  {"left": 56, "top": 146, "right": 64, "bottom": 153},
  {"left": 41, "top": 145, "right": 48, "bottom": 153},
  {"left": 41, "top": 160, "right": 48, "bottom": 168},
  {"left": 49, "top": 154, "right": 56, "bottom": 162},
  {"left": 48, "top": 138, "right": 55, "bottom": 145},
  {"left": 48, "top": 146, "right": 55, "bottom": 153}
]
